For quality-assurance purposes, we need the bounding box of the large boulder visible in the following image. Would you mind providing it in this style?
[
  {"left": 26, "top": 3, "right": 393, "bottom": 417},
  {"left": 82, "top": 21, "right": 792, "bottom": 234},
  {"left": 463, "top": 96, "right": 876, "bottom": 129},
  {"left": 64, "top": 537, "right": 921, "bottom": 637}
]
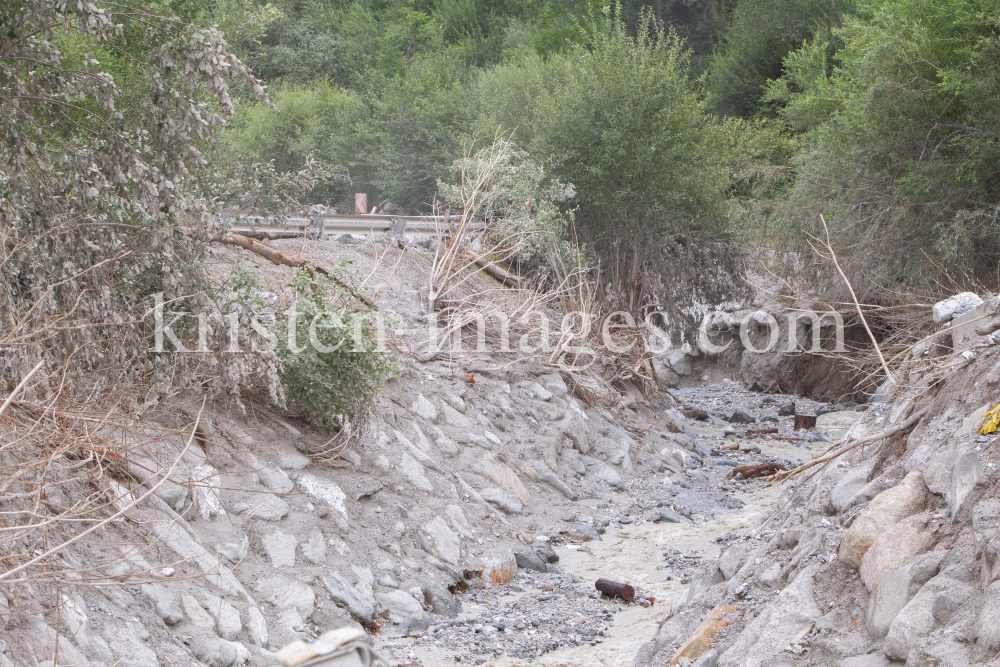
[
  {"left": 859, "top": 513, "right": 936, "bottom": 591},
  {"left": 932, "top": 292, "right": 983, "bottom": 323},
  {"left": 717, "top": 565, "right": 821, "bottom": 667},
  {"left": 376, "top": 590, "right": 430, "bottom": 637},
  {"left": 839, "top": 470, "right": 928, "bottom": 568},
  {"left": 864, "top": 551, "right": 942, "bottom": 638}
]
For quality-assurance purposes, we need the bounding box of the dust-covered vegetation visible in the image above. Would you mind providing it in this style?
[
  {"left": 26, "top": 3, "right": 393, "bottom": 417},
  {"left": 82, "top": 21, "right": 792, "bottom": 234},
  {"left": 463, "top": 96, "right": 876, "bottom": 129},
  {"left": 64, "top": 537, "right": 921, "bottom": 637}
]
[{"left": 3, "top": 0, "right": 999, "bottom": 418}]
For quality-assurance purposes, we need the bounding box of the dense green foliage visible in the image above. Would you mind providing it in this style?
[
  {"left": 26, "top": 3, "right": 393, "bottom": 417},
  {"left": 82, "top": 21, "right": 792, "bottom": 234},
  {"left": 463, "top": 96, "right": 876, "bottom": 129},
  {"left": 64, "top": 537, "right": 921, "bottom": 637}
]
[{"left": 767, "top": 0, "right": 1000, "bottom": 298}]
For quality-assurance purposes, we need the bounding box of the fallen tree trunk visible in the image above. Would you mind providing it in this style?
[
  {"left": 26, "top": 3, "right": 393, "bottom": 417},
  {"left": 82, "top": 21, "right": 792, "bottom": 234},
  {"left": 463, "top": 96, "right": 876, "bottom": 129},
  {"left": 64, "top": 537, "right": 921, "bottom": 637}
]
[
  {"left": 213, "top": 230, "right": 376, "bottom": 309},
  {"left": 465, "top": 251, "right": 521, "bottom": 287},
  {"left": 595, "top": 578, "right": 635, "bottom": 601},
  {"left": 728, "top": 463, "right": 787, "bottom": 479}
]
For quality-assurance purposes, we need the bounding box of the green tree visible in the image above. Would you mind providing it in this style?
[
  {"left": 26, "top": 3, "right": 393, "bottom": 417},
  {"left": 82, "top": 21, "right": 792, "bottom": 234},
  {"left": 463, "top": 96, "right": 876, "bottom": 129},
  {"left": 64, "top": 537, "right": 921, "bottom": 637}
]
[
  {"left": 770, "top": 0, "right": 1000, "bottom": 299},
  {"left": 705, "top": 0, "right": 852, "bottom": 117}
]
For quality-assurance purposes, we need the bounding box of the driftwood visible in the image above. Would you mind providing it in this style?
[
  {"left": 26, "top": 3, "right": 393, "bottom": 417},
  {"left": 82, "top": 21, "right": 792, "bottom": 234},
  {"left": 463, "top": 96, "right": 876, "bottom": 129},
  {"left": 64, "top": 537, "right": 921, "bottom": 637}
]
[
  {"left": 466, "top": 251, "right": 521, "bottom": 287},
  {"left": 595, "top": 578, "right": 635, "bottom": 601},
  {"left": 214, "top": 231, "right": 377, "bottom": 309},
  {"left": 793, "top": 414, "right": 817, "bottom": 430},
  {"left": 728, "top": 463, "right": 787, "bottom": 479},
  {"left": 772, "top": 409, "right": 928, "bottom": 482}
]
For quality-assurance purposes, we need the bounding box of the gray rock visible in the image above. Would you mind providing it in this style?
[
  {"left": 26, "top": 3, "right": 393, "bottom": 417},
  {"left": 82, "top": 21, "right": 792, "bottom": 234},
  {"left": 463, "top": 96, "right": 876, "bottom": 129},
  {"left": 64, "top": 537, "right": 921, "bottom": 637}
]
[
  {"left": 480, "top": 486, "right": 523, "bottom": 515},
  {"left": 253, "top": 576, "right": 316, "bottom": 618},
  {"left": 566, "top": 524, "right": 602, "bottom": 541},
  {"left": 514, "top": 547, "right": 548, "bottom": 573},
  {"left": 244, "top": 606, "right": 268, "bottom": 647},
  {"left": 718, "top": 543, "right": 747, "bottom": 580},
  {"left": 301, "top": 526, "right": 328, "bottom": 565},
  {"left": 261, "top": 528, "right": 297, "bottom": 569},
  {"left": 421, "top": 516, "right": 461, "bottom": 565},
  {"left": 376, "top": 590, "right": 430, "bottom": 636},
  {"left": 558, "top": 414, "right": 590, "bottom": 454},
  {"left": 202, "top": 593, "right": 243, "bottom": 641},
  {"left": 186, "top": 627, "right": 251, "bottom": 667},
  {"left": 976, "top": 580, "right": 1000, "bottom": 649},
  {"left": 535, "top": 542, "right": 559, "bottom": 564},
  {"left": 101, "top": 618, "right": 161, "bottom": 667},
  {"left": 666, "top": 349, "right": 693, "bottom": 376},
  {"left": 377, "top": 572, "right": 400, "bottom": 588},
  {"left": 142, "top": 583, "right": 184, "bottom": 625},
  {"left": 865, "top": 552, "right": 942, "bottom": 639},
  {"left": 884, "top": 576, "right": 957, "bottom": 661},
  {"left": 257, "top": 465, "right": 294, "bottom": 495},
  {"left": 648, "top": 508, "right": 687, "bottom": 524},
  {"left": 243, "top": 493, "right": 290, "bottom": 521},
  {"left": 717, "top": 565, "right": 821, "bottom": 667},
  {"left": 932, "top": 292, "right": 983, "bottom": 323},
  {"left": 778, "top": 401, "right": 796, "bottom": 416},
  {"left": 216, "top": 536, "right": 249, "bottom": 563},
  {"left": 590, "top": 463, "right": 624, "bottom": 489},
  {"left": 398, "top": 452, "right": 434, "bottom": 493},
  {"left": 538, "top": 470, "right": 578, "bottom": 500},
  {"left": 838, "top": 656, "right": 892, "bottom": 667},
  {"left": 539, "top": 373, "right": 569, "bottom": 398},
  {"left": 183, "top": 594, "right": 216, "bottom": 629},
  {"left": 411, "top": 393, "right": 439, "bottom": 422},
  {"left": 420, "top": 579, "right": 461, "bottom": 618},
  {"left": 321, "top": 572, "right": 376, "bottom": 625},
  {"left": 443, "top": 392, "right": 466, "bottom": 413},
  {"left": 831, "top": 467, "right": 871, "bottom": 513},
  {"left": 727, "top": 410, "right": 753, "bottom": 424}
]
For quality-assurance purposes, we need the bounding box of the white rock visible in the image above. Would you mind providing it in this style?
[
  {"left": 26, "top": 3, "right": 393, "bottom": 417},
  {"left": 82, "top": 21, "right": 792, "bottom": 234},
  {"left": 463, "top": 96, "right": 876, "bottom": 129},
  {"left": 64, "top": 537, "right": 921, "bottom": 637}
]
[
  {"left": 191, "top": 464, "right": 226, "bottom": 520},
  {"left": 297, "top": 473, "right": 348, "bottom": 519},
  {"left": 245, "top": 606, "right": 268, "bottom": 647},
  {"left": 446, "top": 504, "right": 474, "bottom": 538},
  {"left": 202, "top": 594, "right": 243, "bottom": 641},
  {"left": 411, "top": 393, "right": 439, "bottom": 422},
  {"left": 932, "top": 292, "right": 983, "bottom": 323},
  {"left": 182, "top": 594, "right": 216, "bottom": 629},
  {"left": 262, "top": 529, "right": 298, "bottom": 569},
  {"left": 398, "top": 452, "right": 434, "bottom": 492},
  {"left": 423, "top": 516, "right": 461, "bottom": 565}
]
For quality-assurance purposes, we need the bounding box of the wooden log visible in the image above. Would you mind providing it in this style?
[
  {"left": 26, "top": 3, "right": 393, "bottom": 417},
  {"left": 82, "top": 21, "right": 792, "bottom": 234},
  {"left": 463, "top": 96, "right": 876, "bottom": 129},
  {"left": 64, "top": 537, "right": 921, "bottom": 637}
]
[
  {"left": 595, "top": 578, "right": 635, "bottom": 601},
  {"left": 727, "top": 462, "right": 787, "bottom": 480},
  {"left": 747, "top": 426, "right": 778, "bottom": 436},
  {"left": 213, "top": 230, "right": 377, "bottom": 309}
]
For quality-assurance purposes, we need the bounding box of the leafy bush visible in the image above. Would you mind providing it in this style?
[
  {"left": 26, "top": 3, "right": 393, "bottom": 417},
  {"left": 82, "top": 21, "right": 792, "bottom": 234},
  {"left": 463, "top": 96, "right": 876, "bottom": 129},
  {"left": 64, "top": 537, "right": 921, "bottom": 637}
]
[{"left": 277, "top": 267, "right": 397, "bottom": 431}]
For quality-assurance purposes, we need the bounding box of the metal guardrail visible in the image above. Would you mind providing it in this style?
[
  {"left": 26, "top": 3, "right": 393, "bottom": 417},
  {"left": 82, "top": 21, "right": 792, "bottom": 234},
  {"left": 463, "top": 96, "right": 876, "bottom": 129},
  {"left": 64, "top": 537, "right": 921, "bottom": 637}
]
[{"left": 220, "top": 210, "right": 482, "bottom": 237}]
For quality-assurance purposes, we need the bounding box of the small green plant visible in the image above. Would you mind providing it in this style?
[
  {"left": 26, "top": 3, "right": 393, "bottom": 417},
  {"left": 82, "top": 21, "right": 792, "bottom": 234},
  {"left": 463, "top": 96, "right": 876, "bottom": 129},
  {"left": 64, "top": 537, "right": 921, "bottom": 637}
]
[{"left": 277, "top": 266, "right": 397, "bottom": 432}]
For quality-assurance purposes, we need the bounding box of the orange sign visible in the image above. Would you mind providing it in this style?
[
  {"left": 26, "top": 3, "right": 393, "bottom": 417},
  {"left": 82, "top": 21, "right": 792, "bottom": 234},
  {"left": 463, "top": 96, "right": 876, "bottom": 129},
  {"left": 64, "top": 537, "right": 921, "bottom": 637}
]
[{"left": 355, "top": 193, "right": 367, "bottom": 213}]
